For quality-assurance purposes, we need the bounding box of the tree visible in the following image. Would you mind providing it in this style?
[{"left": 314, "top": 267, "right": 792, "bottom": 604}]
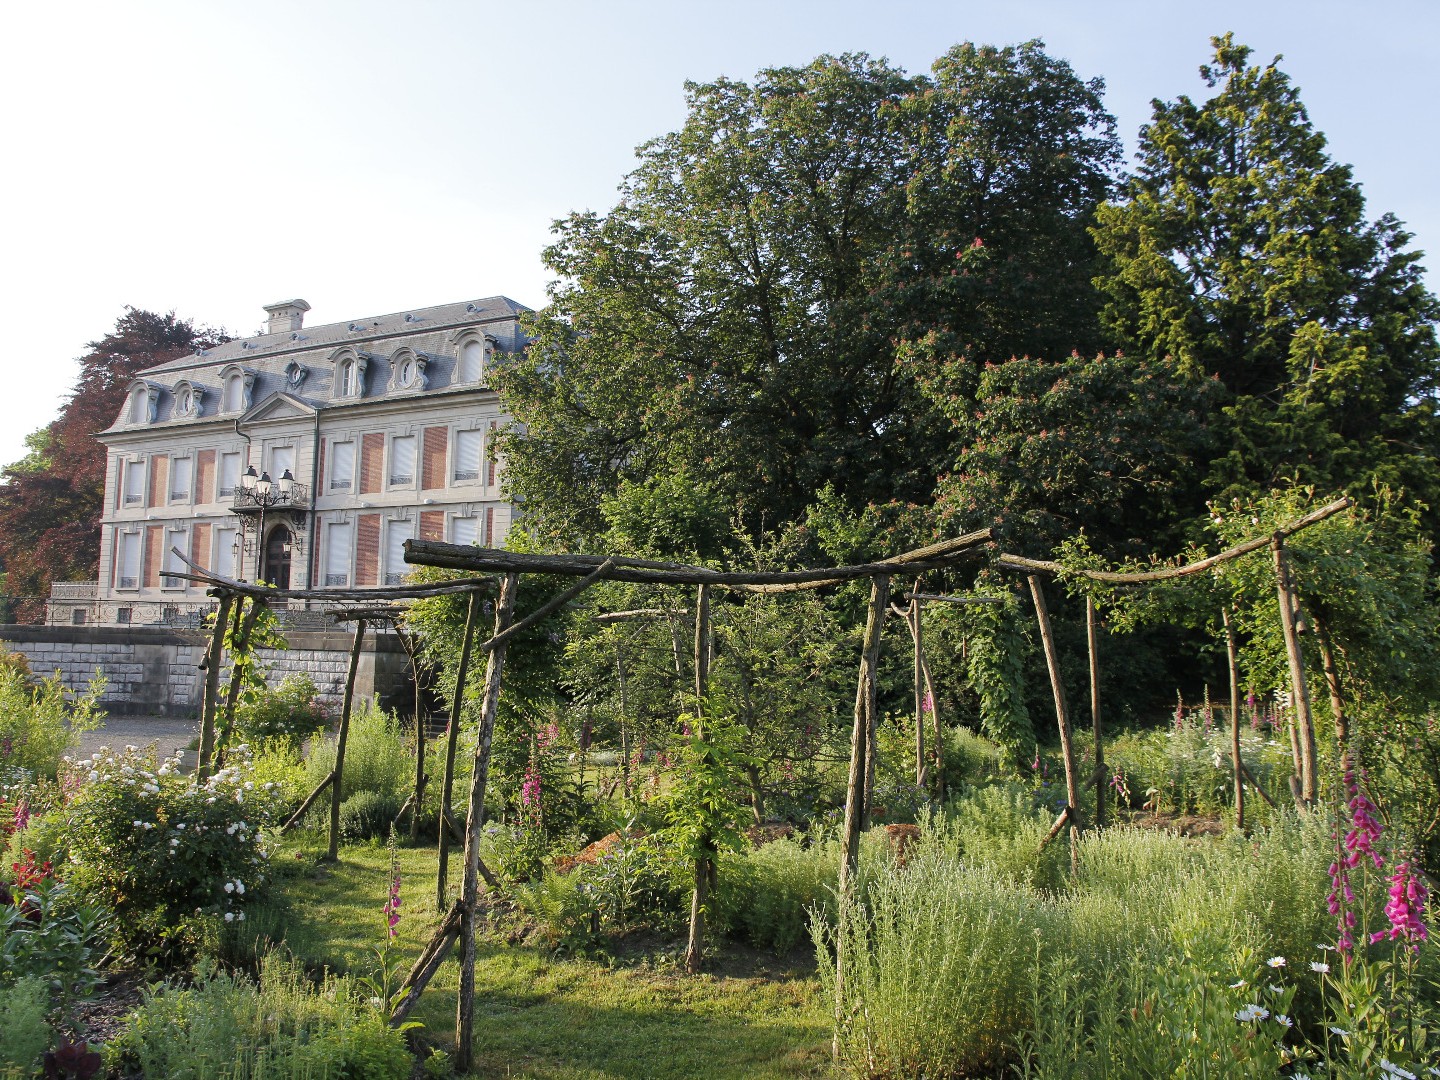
[
  {"left": 0, "top": 309, "right": 222, "bottom": 605},
  {"left": 496, "top": 43, "right": 1121, "bottom": 551},
  {"left": 1092, "top": 35, "right": 1440, "bottom": 532}
]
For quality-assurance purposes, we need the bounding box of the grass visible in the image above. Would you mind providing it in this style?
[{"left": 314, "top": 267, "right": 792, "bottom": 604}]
[{"left": 248, "top": 832, "right": 831, "bottom": 1079}]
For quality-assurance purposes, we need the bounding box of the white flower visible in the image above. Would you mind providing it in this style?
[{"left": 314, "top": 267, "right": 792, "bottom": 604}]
[
  {"left": 132, "top": 820, "right": 143, "bottom": 827},
  {"left": 236, "top": 912, "right": 245, "bottom": 922},
  {"left": 235, "top": 881, "right": 245, "bottom": 895},
  {"left": 1310, "top": 961, "right": 1330, "bottom": 974},
  {"left": 224, "top": 882, "right": 235, "bottom": 893},
  {"left": 1275, "top": 1014, "right": 1292, "bottom": 1029},
  {"left": 224, "top": 912, "right": 235, "bottom": 922},
  {"left": 169, "top": 838, "right": 179, "bottom": 847},
  {"left": 88, "top": 771, "right": 98, "bottom": 782},
  {"left": 1268, "top": 983, "right": 1284, "bottom": 994},
  {"left": 1234, "top": 1004, "right": 1269, "bottom": 1022},
  {"left": 1380, "top": 1061, "right": 1417, "bottom": 1080},
  {"left": 243, "top": 781, "right": 254, "bottom": 791},
  {"left": 1329, "top": 1026, "right": 1351, "bottom": 1037},
  {"left": 1317, "top": 943, "right": 1335, "bottom": 952},
  {"left": 1229, "top": 980, "right": 1246, "bottom": 989},
  {"left": 176, "top": 822, "right": 186, "bottom": 830},
  {"left": 1266, "top": 956, "right": 1286, "bottom": 968}
]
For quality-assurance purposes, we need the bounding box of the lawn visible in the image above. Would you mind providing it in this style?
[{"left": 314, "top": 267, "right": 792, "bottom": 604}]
[{"left": 246, "top": 837, "right": 832, "bottom": 1080}]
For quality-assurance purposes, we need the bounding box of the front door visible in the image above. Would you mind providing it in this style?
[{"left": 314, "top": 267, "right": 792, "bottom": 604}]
[{"left": 263, "top": 525, "right": 293, "bottom": 589}]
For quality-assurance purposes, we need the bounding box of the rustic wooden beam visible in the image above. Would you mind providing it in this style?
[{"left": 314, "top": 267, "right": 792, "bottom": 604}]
[
  {"left": 593, "top": 608, "right": 689, "bottom": 622},
  {"left": 279, "top": 770, "right": 335, "bottom": 833},
  {"left": 1029, "top": 576, "right": 1081, "bottom": 873},
  {"left": 479, "top": 559, "right": 616, "bottom": 654},
  {"left": 1087, "top": 596, "right": 1104, "bottom": 829},
  {"left": 215, "top": 595, "right": 267, "bottom": 770},
  {"left": 997, "top": 497, "right": 1351, "bottom": 583},
  {"left": 170, "top": 548, "right": 494, "bottom": 601},
  {"left": 196, "top": 591, "right": 234, "bottom": 781},
  {"left": 685, "top": 584, "right": 713, "bottom": 976},
  {"left": 325, "top": 618, "right": 367, "bottom": 862},
  {"left": 436, "top": 592, "right": 482, "bottom": 911},
  {"left": 902, "top": 593, "right": 1005, "bottom": 605},
  {"left": 405, "top": 530, "right": 992, "bottom": 591},
  {"left": 456, "top": 572, "right": 519, "bottom": 1073},
  {"left": 1273, "top": 537, "right": 1317, "bottom": 805},
  {"left": 1222, "top": 606, "right": 1245, "bottom": 830}
]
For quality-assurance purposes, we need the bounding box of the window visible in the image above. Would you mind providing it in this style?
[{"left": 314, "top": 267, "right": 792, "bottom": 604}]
[
  {"left": 458, "top": 339, "right": 486, "bottom": 383},
  {"left": 162, "top": 530, "right": 186, "bottom": 588},
  {"left": 399, "top": 358, "right": 415, "bottom": 387},
  {"left": 116, "top": 531, "right": 140, "bottom": 589},
  {"left": 450, "top": 516, "right": 478, "bottom": 546},
  {"left": 338, "top": 360, "right": 355, "bottom": 397},
  {"left": 170, "top": 457, "right": 193, "bottom": 502},
  {"left": 124, "top": 461, "right": 145, "bottom": 505},
  {"left": 218, "top": 452, "right": 241, "bottom": 497},
  {"left": 389, "top": 436, "right": 416, "bottom": 487},
  {"left": 325, "top": 522, "right": 352, "bottom": 586},
  {"left": 129, "top": 388, "right": 149, "bottom": 423},
  {"left": 330, "top": 441, "right": 355, "bottom": 491},
  {"left": 215, "top": 527, "right": 237, "bottom": 579},
  {"left": 271, "top": 445, "right": 295, "bottom": 482},
  {"left": 453, "top": 429, "right": 482, "bottom": 482},
  {"left": 224, "top": 372, "right": 245, "bottom": 413},
  {"left": 71, "top": 608, "right": 87, "bottom": 626},
  {"left": 385, "top": 519, "right": 415, "bottom": 585}
]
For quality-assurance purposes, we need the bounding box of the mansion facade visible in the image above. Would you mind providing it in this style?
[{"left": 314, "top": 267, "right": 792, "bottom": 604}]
[{"left": 66, "top": 296, "right": 525, "bottom": 625}]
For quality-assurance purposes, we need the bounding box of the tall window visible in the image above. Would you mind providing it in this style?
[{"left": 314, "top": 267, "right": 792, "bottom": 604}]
[
  {"left": 338, "top": 360, "right": 356, "bottom": 397},
  {"left": 385, "top": 519, "right": 415, "bottom": 585},
  {"left": 215, "top": 527, "right": 237, "bottom": 579},
  {"left": 325, "top": 522, "right": 353, "bottom": 586},
  {"left": 124, "top": 461, "right": 145, "bottom": 505},
  {"left": 162, "top": 529, "right": 186, "bottom": 588},
  {"left": 170, "top": 457, "right": 193, "bottom": 502},
  {"left": 458, "top": 339, "right": 486, "bottom": 383},
  {"left": 453, "top": 429, "right": 482, "bottom": 482},
  {"left": 389, "top": 436, "right": 416, "bottom": 487},
  {"left": 271, "top": 446, "right": 295, "bottom": 481},
  {"left": 224, "top": 372, "right": 244, "bottom": 413},
  {"left": 450, "top": 516, "right": 478, "bottom": 546},
  {"left": 129, "top": 388, "right": 148, "bottom": 423},
  {"left": 330, "top": 441, "right": 356, "bottom": 491},
  {"left": 218, "top": 452, "right": 241, "bottom": 497},
  {"left": 116, "top": 531, "right": 140, "bottom": 589}
]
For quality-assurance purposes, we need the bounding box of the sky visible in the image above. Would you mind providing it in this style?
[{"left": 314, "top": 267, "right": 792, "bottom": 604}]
[{"left": 2, "top": 0, "right": 1436, "bottom": 469}]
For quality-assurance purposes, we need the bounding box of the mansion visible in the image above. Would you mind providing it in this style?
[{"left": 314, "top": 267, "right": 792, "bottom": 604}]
[{"left": 61, "top": 296, "right": 525, "bottom": 625}]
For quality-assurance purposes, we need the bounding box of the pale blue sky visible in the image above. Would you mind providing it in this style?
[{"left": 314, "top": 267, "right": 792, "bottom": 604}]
[{"left": 2, "top": 0, "right": 1434, "bottom": 467}]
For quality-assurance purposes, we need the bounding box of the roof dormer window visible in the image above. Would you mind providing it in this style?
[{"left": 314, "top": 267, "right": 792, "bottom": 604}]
[
  {"left": 456, "top": 336, "right": 490, "bottom": 385},
  {"left": 219, "top": 366, "right": 255, "bottom": 414},
  {"left": 388, "top": 348, "right": 429, "bottom": 393},
  {"left": 126, "top": 381, "right": 159, "bottom": 425},
  {"left": 172, "top": 381, "right": 202, "bottom": 418},
  {"left": 331, "top": 349, "right": 368, "bottom": 400}
]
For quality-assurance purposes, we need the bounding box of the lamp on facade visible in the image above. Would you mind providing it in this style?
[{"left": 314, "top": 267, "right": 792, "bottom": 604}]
[
  {"left": 256, "top": 471, "right": 272, "bottom": 497},
  {"left": 242, "top": 465, "right": 258, "bottom": 491},
  {"left": 278, "top": 469, "right": 294, "bottom": 496}
]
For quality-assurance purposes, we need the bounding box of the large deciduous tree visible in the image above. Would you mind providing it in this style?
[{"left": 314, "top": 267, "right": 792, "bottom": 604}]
[
  {"left": 1091, "top": 35, "right": 1440, "bottom": 530},
  {"left": 0, "top": 309, "right": 221, "bottom": 606},
  {"left": 496, "top": 43, "right": 1121, "bottom": 551}
]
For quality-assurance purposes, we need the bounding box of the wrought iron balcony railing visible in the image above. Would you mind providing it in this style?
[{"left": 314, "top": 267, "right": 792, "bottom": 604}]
[{"left": 230, "top": 481, "right": 310, "bottom": 512}]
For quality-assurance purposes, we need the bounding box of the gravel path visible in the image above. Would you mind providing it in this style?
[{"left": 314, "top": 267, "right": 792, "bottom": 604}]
[{"left": 74, "top": 714, "right": 198, "bottom": 763}]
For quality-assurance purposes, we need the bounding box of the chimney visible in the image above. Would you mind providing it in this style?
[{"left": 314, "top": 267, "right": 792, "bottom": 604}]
[{"left": 263, "top": 299, "right": 311, "bottom": 336}]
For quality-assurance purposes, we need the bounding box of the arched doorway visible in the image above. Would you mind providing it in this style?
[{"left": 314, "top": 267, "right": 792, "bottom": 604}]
[{"left": 263, "top": 525, "right": 293, "bottom": 589}]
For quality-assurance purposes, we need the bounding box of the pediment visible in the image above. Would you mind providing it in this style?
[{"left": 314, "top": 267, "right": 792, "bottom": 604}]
[{"left": 241, "top": 392, "right": 317, "bottom": 423}]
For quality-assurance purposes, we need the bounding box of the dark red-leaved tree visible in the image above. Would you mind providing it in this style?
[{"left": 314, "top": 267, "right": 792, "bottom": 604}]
[{"left": 0, "top": 309, "right": 225, "bottom": 615}]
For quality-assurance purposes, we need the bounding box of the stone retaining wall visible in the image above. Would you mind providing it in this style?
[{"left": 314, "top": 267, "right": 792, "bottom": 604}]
[{"left": 0, "top": 624, "right": 409, "bottom": 716}]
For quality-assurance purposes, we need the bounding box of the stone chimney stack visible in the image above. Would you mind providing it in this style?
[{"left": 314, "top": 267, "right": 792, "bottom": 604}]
[{"left": 263, "top": 299, "right": 311, "bottom": 336}]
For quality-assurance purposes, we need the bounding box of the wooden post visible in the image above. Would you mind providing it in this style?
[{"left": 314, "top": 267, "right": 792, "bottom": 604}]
[
  {"left": 278, "top": 770, "right": 334, "bottom": 833},
  {"left": 436, "top": 592, "right": 482, "bottom": 911},
  {"left": 1086, "top": 596, "right": 1105, "bottom": 828},
  {"left": 1272, "top": 538, "right": 1317, "bottom": 804},
  {"left": 1222, "top": 606, "right": 1245, "bottom": 830},
  {"left": 1313, "top": 613, "right": 1352, "bottom": 775},
  {"left": 909, "top": 587, "right": 927, "bottom": 791},
  {"left": 685, "top": 583, "right": 713, "bottom": 975},
  {"left": 455, "top": 573, "right": 518, "bottom": 1073},
  {"left": 325, "top": 618, "right": 367, "bottom": 862},
  {"left": 196, "top": 591, "right": 234, "bottom": 781},
  {"left": 216, "top": 596, "right": 267, "bottom": 769},
  {"left": 398, "top": 626, "right": 428, "bottom": 843},
  {"left": 834, "top": 574, "right": 889, "bottom": 1061},
  {"left": 1028, "top": 576, "right": 1080, "bottom": 873}
]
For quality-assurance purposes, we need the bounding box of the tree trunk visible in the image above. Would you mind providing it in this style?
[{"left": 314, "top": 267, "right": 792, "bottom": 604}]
[
  {"left": 1272, "top": 538, "right": 1317, "bottom": 804},
  {"left": 216, "top": 596, "right": 267, "bottom": 769},
  {"left": 454, "top": 573, "right": 518, "bottom": 1074},
  {"left": 325, "top": 619, "right": 367, "bottom": 862},
  {"left": 1312, "top": 613, "right": 1352, "bottom": 775},
  {"left": 196, "top": 592, "right": 234, "bottom": 781},
  {"left": 1222, "top": 606, "right": 1245, "bottom": 831},
  {"left": 436, "top": 592, "right": 482, "bottom": 910},
  {"left": 1029, "top": 576, "right": 1080, "bottom": 873}
]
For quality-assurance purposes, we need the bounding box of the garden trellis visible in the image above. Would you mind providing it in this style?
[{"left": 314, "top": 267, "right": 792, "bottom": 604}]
[{"left": 168, "top": 493, "right": 1354, "bottom": 1068}]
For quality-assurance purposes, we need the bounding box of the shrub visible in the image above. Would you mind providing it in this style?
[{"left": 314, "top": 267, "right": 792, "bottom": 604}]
[
  {"left": 944, "top": 782, "right": 1068, "bottom": 890},
  {"left": 106, "top": 955, "right": 413, "bottom": 1080},
  {"left": 305, "top": 702, "right": 411, "bottom": 803},
  {"left": 57, "top": 745, "right": 283, "bottom": 962},
  {"left": 0, "top": 668, "right": 104, "bottom": 782},
  {"left": 1, "top": 859, "right": 109, "bottom": 1009},
  {"left": 0, "top": 975, "right": 49, "bottom": 1074},
  {"left": 338, "top": 790, "right": 405, "bottom": 842},
  {"left": 716, "top": 834, "right": 837, "bottom": 952},
  {"left": 233, "top": 673, "right": 330, "bottom": 746}
]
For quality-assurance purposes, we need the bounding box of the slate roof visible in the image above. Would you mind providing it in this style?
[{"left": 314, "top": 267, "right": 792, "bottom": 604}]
[{"left": 138, "top": 296, "right": 531, "bottom": 377}]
